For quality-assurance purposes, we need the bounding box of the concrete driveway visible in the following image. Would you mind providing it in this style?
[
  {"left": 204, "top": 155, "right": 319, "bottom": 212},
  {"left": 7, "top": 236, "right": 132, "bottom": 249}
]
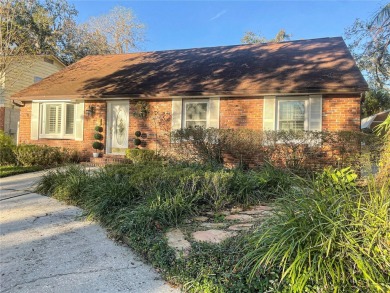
[{"left": 0, "top": 171, "right": 179, "bottom": 293}]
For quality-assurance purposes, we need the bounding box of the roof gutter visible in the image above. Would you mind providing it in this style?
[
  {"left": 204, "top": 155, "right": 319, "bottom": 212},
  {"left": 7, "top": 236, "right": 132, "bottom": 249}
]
[{"left": 12, "top": 88, "right": 369, "bottom": 102}]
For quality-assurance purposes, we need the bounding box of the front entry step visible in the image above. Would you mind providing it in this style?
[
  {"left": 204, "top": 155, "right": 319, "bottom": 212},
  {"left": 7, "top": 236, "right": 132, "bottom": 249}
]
[{"left": 82, "top": 155, "right": 130, "bottom": 167}]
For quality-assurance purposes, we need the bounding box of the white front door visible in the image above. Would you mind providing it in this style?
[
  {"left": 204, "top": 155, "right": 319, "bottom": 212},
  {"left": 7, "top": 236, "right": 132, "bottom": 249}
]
[{"left": 107, "top": 101, "right": 129, "bottom": 154}]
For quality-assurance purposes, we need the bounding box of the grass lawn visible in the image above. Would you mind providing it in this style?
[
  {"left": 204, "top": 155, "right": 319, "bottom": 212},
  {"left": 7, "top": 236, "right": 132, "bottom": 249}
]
[{"left": 0, "top": 165, "right": 44, "bottom": 178}]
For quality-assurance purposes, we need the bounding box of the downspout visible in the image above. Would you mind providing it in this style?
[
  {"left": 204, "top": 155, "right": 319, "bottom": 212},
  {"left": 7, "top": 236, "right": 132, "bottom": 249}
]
[
  {"left": 12, "top": 100, "right": 25, "bottom": 145},
  {"left": 360, "top": 91, "right": 365, "bottom": 131}
]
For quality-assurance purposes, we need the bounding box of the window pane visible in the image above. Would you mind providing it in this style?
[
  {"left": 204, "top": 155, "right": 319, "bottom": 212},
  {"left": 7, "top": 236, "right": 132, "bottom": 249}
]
[
  {"left": 46, "top": 104, "right": 61, "bottom": 134},
  {"left": 186, "top": 121, "right": 207, "bottom": 128},
  {"left": 186, "top": 103, "right": 207, "bottom": 120},
  {"left": 279, "top": 101, "right": 305, "bottom": 131},
  {"left": 280, "top": 121, "right": 305, "bottom": 131},
  {"left": 65, "top": 104, "right": 75, "bottom": 134}
]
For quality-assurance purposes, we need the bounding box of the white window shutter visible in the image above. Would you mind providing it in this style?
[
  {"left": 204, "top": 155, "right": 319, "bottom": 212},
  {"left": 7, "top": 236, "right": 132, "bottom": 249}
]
[
  {"left": 263, "top": 96, "right": 276, "bottom": 130},
  {"left": 75, "top": 101, "right": 84, "bottom": 141},
  {"left": 309, "top": 95, "right": 322, "bottom": 131},
  {"left": 208, "top": 97, "right": 220, "bottom": 129},
  {"left": 171, "top": 98, "right": 183, "bottom": 131},
  {"left": 31, "top": 102, "right": 39, "bottom": 140}
]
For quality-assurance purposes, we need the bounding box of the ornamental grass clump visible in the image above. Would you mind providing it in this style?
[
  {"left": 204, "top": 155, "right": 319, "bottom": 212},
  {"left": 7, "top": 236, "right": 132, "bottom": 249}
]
[{"left": 243, "top": 168, "right": 390, "bottom": 292}]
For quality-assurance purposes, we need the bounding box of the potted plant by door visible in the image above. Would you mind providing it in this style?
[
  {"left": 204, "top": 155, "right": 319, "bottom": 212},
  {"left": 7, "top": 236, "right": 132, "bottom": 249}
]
[
  {"left": 92, "top": 141, "right": 104, "bottom": 158},
  {"left": 92, "top": 125, "right": 104, "bottom": 157}
]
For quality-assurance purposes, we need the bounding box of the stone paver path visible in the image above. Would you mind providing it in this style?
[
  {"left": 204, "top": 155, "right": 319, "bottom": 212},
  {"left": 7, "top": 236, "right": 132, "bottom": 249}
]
[
  {"left": 165, "top": 205, "right": 273, "bottom": 258},
  {"left": 192, "top": 229, "right": 237, "bottom": 244},
  {"left": 165, "top": 229, "right": 191, "bottom": 257}
]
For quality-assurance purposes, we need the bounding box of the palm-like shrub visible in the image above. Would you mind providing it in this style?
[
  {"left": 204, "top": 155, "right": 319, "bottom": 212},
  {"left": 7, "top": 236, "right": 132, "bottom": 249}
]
[{"left": 243, "top": 169, "right": 390, "bottom": 292}]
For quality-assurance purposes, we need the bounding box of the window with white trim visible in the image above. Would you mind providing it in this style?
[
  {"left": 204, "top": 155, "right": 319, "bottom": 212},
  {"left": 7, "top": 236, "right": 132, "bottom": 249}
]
[
  {"left": 277, "top": 99, "right": 307, "bottom": 131},
  {"left": 40, "top": 103, "right": 75, "bottom": 138},
  {"left": 182, "top": 99, "right": 209, "bottom": 128},
  {"left": 263, "top": 95, "right": 322, "bottom": 132}
]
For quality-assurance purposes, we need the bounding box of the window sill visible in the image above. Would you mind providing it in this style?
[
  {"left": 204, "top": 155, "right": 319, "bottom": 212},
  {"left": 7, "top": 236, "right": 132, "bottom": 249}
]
[{"left": 39, "top": 136, "right": 75, "bottom": 140}]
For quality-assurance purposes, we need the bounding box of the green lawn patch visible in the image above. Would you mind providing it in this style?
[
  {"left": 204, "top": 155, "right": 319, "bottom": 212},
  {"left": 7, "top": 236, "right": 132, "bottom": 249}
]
[{"left": 0, "top": 165, "right": 44, "bottom": 178}]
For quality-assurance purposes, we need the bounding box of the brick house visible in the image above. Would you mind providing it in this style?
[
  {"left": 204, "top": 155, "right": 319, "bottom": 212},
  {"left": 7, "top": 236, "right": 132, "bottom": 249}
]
[
  {"left": 12, "top": 37, "right": 367, "bottom": 160},
  {"left": 1, "top": 55, "right": 65, "bottom": 142}
]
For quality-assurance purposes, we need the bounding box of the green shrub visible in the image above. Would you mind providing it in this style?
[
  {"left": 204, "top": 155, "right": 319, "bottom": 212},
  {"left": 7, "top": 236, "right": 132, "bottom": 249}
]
[
  {"left": 315, "top": 166, "right": 358, "bottom": 192},
  {"left": 171, "top": 128, "right": 382, "bottom": 175},
  {"left": 133, "top": 138, "right": 142, "bottom": 147},
  {"left": 35, "top": 165, "right": 90, "bottom": 203},
  {"left": 14, "top": 145, "right": 67, "bottom": 166},
  {"left": 95, "top": 125, "right": 103, "bottom": 132},
  {"left": 94, "top": 133, "right": 103, "bottom": 140},
  {"left": 243, "top": 173, "right": 390, "bottom": 292},
  {"left": 92, "top": 141, "right": 104, "bottom": 151},
  {"left": 0, "top": 130, "right": 16, "bottom": 165},
  {"left": 125, "top": 149, "right": 158, "bottom": 164},
  {"left": 172, "top": 127, "right": 225, "bottom": 166}
]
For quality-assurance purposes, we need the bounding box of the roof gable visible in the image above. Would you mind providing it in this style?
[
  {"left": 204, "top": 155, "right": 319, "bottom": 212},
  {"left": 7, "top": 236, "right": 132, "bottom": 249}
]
[{"left": 13, "top": 37, "right": 368, "bottom": 101}]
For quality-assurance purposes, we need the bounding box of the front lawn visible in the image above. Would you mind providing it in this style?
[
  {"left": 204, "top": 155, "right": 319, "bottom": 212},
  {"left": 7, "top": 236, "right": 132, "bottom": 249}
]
[
  {"left": 35, "top": 162, "right": 390, "bottom": 292},
  {"left": 0, "top": 165, "right": 44, "bottom": 178}
]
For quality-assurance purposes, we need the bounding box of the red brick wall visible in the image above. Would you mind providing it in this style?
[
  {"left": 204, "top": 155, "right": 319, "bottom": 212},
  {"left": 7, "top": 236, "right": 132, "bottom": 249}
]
[
  {"left": 220, "top": 97, "right": 263, "bottom": 130},
  {"left": 18, "top": 95, "right": 361, "bottom": 159},
  {"left": 221, "top": 95, "right": 361, "bottom": 131},
  {"left": 19, "top": 101, "right": 106, "bottom": 158},
  {"left": 322, "top": 95, "right": 361, "bottom": 131},
  {"left": 129, "top": 99, "right": 172, "bottom": 151}
]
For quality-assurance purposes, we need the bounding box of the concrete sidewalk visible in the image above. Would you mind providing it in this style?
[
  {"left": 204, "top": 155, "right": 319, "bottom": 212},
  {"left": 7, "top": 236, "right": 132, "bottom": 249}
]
[{"left": 0, "top": 171, "right": 179, "bottom": 293}]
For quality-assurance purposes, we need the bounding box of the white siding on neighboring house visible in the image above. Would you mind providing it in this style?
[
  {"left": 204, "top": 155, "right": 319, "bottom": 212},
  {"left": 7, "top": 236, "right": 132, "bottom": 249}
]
[{"left": 1, "top": 56, "right": 65, "bottom": 141}]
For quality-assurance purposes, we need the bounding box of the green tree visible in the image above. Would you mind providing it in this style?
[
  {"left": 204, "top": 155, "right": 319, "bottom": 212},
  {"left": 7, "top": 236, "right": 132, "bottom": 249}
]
[
  {"left": 241, "top": 29, "right": 292, "bottom": 44},
  {"left": 362, "top": 89, "right": 390, "bottom": 117},
  {"left": 346, "top": 3, "right": 389, "bottom": 90},
  {"left": 59, "top": 20, "right": 112, "bottom": 64},
  {"left": 1, "top": 0, "right": 77, "bottom": 56}
]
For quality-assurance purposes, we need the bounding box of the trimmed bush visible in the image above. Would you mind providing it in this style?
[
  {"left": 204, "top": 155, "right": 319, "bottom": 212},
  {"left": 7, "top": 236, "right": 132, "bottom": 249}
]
[
  {"left": 0, "top": 131, "right": 16, "bottom": 166},
  {"left": 125, "top": 149, "right": 157, "bottom": 164},
  {"left": 95, "top": 126, "right": 103, "bottom": 132},
  {"left": 133, "top": 138, "right": 142, "bottom": 147},
  {"left": 171, "top": 128, "right": 382, "bottom": 174},
  {"left": 92, "top": 141, "right": 104, "bottom": 151},
  {"left": 94, "top": 133, "right": 103, "bottom": 140},
  {"left": 13, "top": 145, "right": 70, "bottom": 167}
]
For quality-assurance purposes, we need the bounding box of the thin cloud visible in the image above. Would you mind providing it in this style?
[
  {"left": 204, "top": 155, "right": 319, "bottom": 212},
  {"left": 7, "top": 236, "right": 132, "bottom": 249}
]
[{"left": 210, "top": 10, "right": 227, "bottom": 21}]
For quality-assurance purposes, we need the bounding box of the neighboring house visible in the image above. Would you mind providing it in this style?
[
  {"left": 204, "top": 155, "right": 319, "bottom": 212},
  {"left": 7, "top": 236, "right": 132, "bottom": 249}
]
[
  {"left": 12, "top": 37, "right": 367, "bottom": 160},
  {"left": 361, "top": 110, "right": 390, "bottom": 132},
  {"left": 0, "top": 55, "right": 65, "bottom": 142}
]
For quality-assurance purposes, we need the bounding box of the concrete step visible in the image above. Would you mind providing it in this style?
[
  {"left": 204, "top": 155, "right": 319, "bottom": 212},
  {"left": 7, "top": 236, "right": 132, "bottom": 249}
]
[{"left": 82, "top": 156, "right": 131, "bottom": 167}]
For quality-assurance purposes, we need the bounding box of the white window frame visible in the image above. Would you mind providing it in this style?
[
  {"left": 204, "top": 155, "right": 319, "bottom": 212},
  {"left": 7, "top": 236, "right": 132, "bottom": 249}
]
[
  {"left": 182, "top": 99, "right": 210, "bottom": 129},
  {"left": 276, "top": 96, "right": 309, "bottom": 131},
  {"left": 39, "top": 102, "right": 76, "bottom": 139}
]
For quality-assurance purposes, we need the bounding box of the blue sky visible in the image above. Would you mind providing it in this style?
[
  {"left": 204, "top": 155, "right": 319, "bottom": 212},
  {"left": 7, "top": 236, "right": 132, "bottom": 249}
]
[{"left": 70, "top": 0, "right": 386, "bottom": 52}]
